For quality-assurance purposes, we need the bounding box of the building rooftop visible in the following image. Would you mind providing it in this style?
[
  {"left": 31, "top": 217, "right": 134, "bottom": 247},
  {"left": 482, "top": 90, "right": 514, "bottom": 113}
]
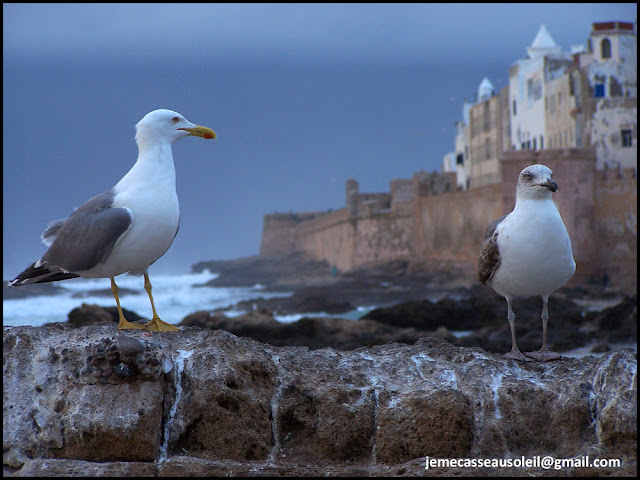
[
  {"left": 527, "top": 24, "right": 562, "bottom": 58},
  {"left": 477, "top": 77, "right": 495, "bottom": 102},
  {"left": 591, "top": 21, "right": 635, "bottom": 34}
]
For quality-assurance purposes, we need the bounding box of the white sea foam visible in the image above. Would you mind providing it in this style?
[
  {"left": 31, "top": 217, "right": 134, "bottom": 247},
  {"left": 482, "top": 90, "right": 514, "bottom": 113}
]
[
  {"left": 3, "top": 269, "right": 290, "bottom": 328},
  {"left": 273, "top": 305, "right": 375, "bottom": 324}
]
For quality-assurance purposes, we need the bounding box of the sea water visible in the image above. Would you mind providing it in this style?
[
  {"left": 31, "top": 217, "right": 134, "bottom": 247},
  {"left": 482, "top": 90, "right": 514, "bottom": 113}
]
[
  {"left": 2, "top": 269, "right": 292, "bottom": 328},
  {"left": 273, "top": 306, "right": 375, "bottom": 324}
]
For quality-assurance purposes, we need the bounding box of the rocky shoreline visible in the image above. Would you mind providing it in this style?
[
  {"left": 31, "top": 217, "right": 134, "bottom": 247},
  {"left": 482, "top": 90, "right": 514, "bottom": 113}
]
[{"left": 188, "top": 254, "right": 636, "bottom": 357}]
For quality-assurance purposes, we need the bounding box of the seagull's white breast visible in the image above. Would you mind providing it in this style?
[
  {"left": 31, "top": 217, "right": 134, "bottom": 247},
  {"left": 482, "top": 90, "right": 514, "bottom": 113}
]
[
  {"left": 82, "top": 180, "right": 180, "bottom": 278},
  {"left": 490, "top": 198, "right": 575, "bottom": 298}
]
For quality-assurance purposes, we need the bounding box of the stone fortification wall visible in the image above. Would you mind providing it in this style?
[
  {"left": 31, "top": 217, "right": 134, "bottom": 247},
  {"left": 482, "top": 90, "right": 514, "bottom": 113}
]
[
  {"left": 390, "top": 178, "right": 414, "bottom": 207},
  {"left": 592, "top": 167, "right": 637, "bottom": 291},
  {"left": 293, "top": 208, "right": 355, "bottom": 271},
  {"left": 260, "top": 149, "right": 636, "bottom": 291},
  {"left": 261, "top": 177, "right": 423, "bottom": 271},
  {"left": 259, "top": 211, "right": 329, "bottom": 257},
  {"left": 269, "top": 207, "right": 414, "bottom": 272},
  {"left": 414, "top": 184, "right": 503, "bottom": 264},
  {"left": 352, "top": 212, "right": 414, "bottom": 268}
]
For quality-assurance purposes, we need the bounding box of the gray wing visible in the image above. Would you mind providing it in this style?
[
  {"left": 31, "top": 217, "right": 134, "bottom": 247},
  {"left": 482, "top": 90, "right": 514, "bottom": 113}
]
[
  {"left": 483, "top": 214, "right": 507, "bottom": 240},
  {"left": 478, "top": 215, "right": 507, "bottom": 285},
  {"left": 41, "top": 189, "right": 133, "bottom": 273},
  {"left": 41, "top": 218, "right": 67, "bottom": 247}
]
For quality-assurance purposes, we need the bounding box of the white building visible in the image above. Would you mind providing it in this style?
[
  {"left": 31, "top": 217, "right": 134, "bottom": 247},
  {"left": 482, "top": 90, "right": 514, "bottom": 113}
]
[
  {"left": 442, "top": 151, "right": 456, "bottom": 173},
  {"left": 442, "top": 100, "right": 472, "bottom": 190},
  {"left": 477, "top": 77, "right": 495, "bottom": 102},
  {"left": 509, "top": 25, "right": 573, "bottom": 152}
]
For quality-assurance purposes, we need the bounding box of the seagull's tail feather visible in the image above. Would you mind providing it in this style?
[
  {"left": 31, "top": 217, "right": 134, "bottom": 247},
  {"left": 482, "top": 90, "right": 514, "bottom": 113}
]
[{"left": 9, "top": 262, "right": 79, "bottom": 286}]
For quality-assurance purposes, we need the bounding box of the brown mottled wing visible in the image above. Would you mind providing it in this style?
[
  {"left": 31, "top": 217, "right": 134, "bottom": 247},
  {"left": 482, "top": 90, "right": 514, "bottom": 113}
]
[{"left": 478, "top": 215, "right": 506, "bottom": 285}]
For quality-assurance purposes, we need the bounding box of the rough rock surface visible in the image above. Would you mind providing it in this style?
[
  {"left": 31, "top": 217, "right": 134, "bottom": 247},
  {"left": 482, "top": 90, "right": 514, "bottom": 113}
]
[
  {"left": 361, "top": 291, "right": 637, "bottom": 355},
  {"left": 3, "top": 324, "right": 637, "bottom": 477},
  {"left": 180, "top": 310, "right": 452, "bottom": 351},
  {"left": 178, "top": 293, "right": 636, "bottom": 356}
]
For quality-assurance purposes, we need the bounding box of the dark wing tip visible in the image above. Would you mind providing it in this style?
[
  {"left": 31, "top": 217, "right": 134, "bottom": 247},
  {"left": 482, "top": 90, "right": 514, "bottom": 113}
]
[{"left": 9, "top": 262, "right": 79, "bottom": 286}]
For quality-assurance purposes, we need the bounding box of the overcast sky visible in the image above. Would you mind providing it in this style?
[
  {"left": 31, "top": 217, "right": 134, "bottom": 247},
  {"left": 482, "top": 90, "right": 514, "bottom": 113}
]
[
  {"left": 3, "top": 3, "right": 637, "bottom": 278},
  {"left": 4, "top": 4, "right": 637, "bottom": 65}
]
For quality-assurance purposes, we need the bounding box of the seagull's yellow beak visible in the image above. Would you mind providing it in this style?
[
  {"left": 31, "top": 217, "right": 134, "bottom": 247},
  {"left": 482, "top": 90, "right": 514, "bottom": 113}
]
[{"left": 179, "top": 125, "right": 216, "bottom": 140}]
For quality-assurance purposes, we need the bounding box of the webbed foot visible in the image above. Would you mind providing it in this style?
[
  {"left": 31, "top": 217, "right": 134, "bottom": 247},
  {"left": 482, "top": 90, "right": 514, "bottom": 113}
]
[
  {"left": 504, "top": 349, "right": 534, "bottom": 362},
  {"left": 144, "top": 317, "right": 180, "bottom": 332},
  {"left": 525, "top": 350, "right": 562, "bottom": 362},
  {"left": 118, "top": 319, "right": 146, "bottom": 330}
]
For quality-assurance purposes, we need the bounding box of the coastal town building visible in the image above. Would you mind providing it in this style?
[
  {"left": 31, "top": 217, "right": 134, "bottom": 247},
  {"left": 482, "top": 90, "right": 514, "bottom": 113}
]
[
  {"left": 468, "top": 80, "right": 510, "bottom": 189},
  {"left": 442, "top": 100, "right": 472, "bottom": 190},
  {"left": 509, "top": 24, "right": 574, "bottom": 154},
  {"left": 576, "top": 21, "right": 637, "bottom": 170},
  {"left": 443, "top": 21, "right": 637, "bottom": 189}
]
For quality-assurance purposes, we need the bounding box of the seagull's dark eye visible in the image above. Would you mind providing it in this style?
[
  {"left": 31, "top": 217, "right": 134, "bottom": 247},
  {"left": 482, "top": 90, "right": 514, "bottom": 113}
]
[
  {"left": 172, "top": 117, "right": 180, "bottom": 124},
  {"left": 523, "top": 173, "right": 532, "bottom": 181}
]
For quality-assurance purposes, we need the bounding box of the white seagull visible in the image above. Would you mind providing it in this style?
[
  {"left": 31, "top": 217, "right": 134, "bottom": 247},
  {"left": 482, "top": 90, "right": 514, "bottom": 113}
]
[
  {"left": 478, "top": 164, "right": 576, "bottom": 361},
  {"left": 10, "top": 109, "right": 216, "bottom": 332}
]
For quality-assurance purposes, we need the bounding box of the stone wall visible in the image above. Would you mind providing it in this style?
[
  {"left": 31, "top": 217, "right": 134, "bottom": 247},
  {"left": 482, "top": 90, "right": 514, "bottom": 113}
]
[
  {"left": 593, "top": 166, "right": 638, "bottom": 291},
  {"left": 415, "top": 182, "right": 503, "bottom": 263},
  {"left": 352, "top": 212, "right": 414, "bottom": 267},
  {"left": 267, "top": 208, "right": 415, "bottom": 272},
  {"left": 260, "top": 212, "right": 326, "bottom": 258},
  {"left": 259, "top": 174, "right": 506, "bottom": 270},
  {"left": 259, "top": 150, "right": 636, "bottom": 291},
  {"left": 294, "top": 209, "right": 355, "bottom": 271}
]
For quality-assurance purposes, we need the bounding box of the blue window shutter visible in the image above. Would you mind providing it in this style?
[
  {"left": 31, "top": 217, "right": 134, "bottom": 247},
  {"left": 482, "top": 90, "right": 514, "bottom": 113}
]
[{"left": 595, "top": 84, "right": 605, "bottom": 98}]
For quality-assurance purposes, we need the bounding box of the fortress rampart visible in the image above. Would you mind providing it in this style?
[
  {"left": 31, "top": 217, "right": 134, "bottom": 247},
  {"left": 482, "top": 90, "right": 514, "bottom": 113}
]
[{"left": 260, "top": 148, "right": 637, "bottom": 291}]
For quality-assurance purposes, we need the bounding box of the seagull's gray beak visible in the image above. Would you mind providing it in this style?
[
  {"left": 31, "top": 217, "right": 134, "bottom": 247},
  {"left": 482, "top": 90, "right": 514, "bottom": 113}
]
[{"left": 540, "top": 180, "right": 558, "bottom": 192}]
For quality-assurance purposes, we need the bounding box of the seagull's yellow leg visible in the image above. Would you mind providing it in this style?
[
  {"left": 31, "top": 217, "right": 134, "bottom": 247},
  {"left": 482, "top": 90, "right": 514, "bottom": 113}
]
[
  {"left": 111, "top": 277, "right": 145, "bottom": 330},
  {"left": 143, "top": 273, "right": 179, "bottom": 332}
]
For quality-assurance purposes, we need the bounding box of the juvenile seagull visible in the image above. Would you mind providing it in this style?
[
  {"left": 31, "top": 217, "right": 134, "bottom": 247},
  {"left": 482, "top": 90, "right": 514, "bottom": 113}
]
[
  {"left": 10, "top": 109, "right": 216, "bottom": 332},
  {"left": 478, "top": 164, "right": 575, "bottom": 361}
]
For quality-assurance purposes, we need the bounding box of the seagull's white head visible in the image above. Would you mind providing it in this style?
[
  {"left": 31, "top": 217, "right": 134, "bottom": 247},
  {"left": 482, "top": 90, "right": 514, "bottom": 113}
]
[
  {"left": 135, "top": 109, "right": 216, "bottom": 148},
  {"left": 516, "top": 164, "right": 558, "bottom": 200}
]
